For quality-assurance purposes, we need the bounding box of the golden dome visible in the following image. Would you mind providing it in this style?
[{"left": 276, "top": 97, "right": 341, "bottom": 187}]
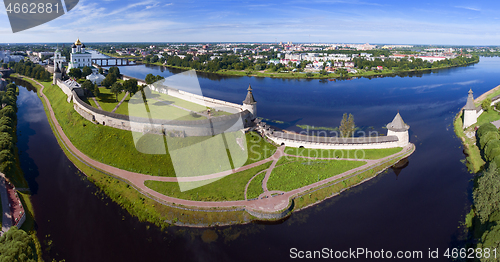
[{"left": 75, "top": 38, "right": 82, "bottom": 45}]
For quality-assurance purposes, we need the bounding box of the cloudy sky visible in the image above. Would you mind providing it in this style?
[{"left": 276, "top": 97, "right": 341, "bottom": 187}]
[{"left": 0, "top": 0, "right": 499, "bottom": 45}]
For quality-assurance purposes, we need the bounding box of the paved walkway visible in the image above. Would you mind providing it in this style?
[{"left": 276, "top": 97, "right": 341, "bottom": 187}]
[
  {"left": 111, "top": 91, "right": 129, "bottom": 113},
  {"left": 35, "top": 77, "right": 416, "bottom": 213},
  {"left": 0, "top": 173, "right": 12, "bottom": 234},
  {"left": 92, "top": 97, "right": 103, "bottom": 110}
]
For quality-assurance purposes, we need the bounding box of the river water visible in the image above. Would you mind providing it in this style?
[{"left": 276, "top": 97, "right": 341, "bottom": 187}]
[{"left": 15, "top": 57, "right": 500, "bottom": 261}]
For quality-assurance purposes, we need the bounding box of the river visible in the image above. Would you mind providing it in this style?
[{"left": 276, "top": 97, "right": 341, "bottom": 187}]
[{"left": 16, "top": 57, "right": 500, "bottom": 261}]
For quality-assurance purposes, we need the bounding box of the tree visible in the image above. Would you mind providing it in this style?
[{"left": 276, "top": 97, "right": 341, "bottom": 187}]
[
  {"left": 482, "top": 98, "right": 492, "bottom": 112},
  {"left": 473, "top": 162, "right": 500, "bottom": 223},
  {"left": 339, "top": 113, "right": 356, "bottom": 137},
  {"left": 81, "top": 80, "right": 94, "bottom": 97},
  {"left": 108, "top": 66, "right": 120, "bottom": 77},
  {"left": 98, "top": 67, "right": 104, "bottom": 74},
  {"left": 93, "top": 83, "right": 100, "bottom": 97},
  {"left": 68, "top": 68, "right": 82, "bottom": 79},
  {"left": 102, "top": 72, "right": 117, "bottom": 88},
  {"left": 145, "top": 73, "right": 156, "bottom": 84},
  {"left": 123, "top": 79, "right": 138, "bottom": 96},
  {"left": 0, "top": 227, "right": 38, "bottom": 262},
  {"left": 110, "top": 82, "right": 123, "bottom": 102},
  {"left": 82, "top": 66, "right": 93, "bottom": 78},
  {"left": 154, "top": 75, "right": 164, "bottom": 82}
]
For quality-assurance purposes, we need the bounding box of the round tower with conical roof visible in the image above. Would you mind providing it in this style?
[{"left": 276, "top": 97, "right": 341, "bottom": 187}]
[
  {"left": 242, "top": 84, "right": 257, "bottom": 119},
  {"left": 386, "top": 112, "right": 410, "bottom": 147},
  {"left": 463, "top": 89, "right": 477, "bottom": 129}
]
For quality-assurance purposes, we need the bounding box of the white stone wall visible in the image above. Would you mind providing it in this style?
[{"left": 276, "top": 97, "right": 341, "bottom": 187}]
[
  {"left": 148, "top": 84, "right": 244, "bottom": 114},
  {"left": 56, "top": 79, "right": 74, "bottom": 102},
  {"left": 71, "top": 91, "right": 251, "bottom": 137},
  {"left": 267, "top": 134, "right": 402, "bottom": 150}
]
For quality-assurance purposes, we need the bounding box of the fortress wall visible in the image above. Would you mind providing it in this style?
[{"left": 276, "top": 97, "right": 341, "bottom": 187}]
[
  {"left": 122, "top": 75, "right": 147, "bottom": 86},
  {"left": 71, "top": 90, "right": 251, "bottom": 136},
  {"left": 267, "top": 134, "right": 401, "bottom": 149},
  {"left": 266, "top": 132, "right": 404, "bottom": 149},
  {"left": 122, "top": 74, "right": 244, "bottom": 112},
  {"left": 56, "top": 79, "right": 74, "bottom": 102},
  {"left": 148, "top": 84, "right": 243, "bottom": 113}
]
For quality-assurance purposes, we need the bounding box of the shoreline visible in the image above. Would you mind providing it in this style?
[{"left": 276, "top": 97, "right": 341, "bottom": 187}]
[{"left": 137, "top": 57, "right": 479, "bottom": 80}]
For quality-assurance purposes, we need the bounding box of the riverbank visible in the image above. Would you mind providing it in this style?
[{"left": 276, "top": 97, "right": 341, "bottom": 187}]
[
  {"left": 453, "top": 84, "right": 500, "bottom": 173},
  {"left": 0, "top": 79, "right": 43, "bottom": 261},
  {"left": 142, "top": 56, "right": 479, "bottom": 80}
]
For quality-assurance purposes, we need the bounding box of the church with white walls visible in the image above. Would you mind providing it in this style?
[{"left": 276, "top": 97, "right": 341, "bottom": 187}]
[{"left": 67, "top": 38, "right": 92, "bottom": 70}]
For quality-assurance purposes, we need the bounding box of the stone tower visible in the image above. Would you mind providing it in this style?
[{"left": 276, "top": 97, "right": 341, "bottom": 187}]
[
  {"left": 463, "top": 89, "right": 477, "bottom": 129},
  {"left": 54, "top": 48, "right": 63, "bottom": 73},
  {"left": 386, "top": 112, "right": 410, "bottom": 147},
  {"left": 242, "top": 84, "right": 257, "bottom": 119}
]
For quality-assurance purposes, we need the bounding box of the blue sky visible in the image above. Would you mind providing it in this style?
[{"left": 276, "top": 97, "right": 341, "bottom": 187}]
[{"left": 0, "top": 0, "right": 500, "bottom": 44}]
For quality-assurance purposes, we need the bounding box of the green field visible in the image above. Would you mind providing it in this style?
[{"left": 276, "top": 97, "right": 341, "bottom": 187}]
[
  {"left": 284, "top": 147, "right": 403, "bottom": 160},
  {"left": 23, "top": 79, "right": 276, "bottom": 177},
  {"left": 246, "top": 171, "right": 266, "bottom": 199},
  {"left": 93, "top": 87, "right": 130, "bottom": 112},
  {"left": 476, "top": 109, "right": 500, "bottom": 127},
  {"left": 145, "top": 162, "right": 272, "bottom": 201},
  {"left": 267, "top": 158, "right": 366, "bottom": 192},
  {"left": 88, "top": 87, "right": 218, "bottom": 121}
]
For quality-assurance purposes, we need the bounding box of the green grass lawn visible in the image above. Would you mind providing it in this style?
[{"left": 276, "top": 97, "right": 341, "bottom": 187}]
[
  {"left": 284, "top": 147, "right": 403, "bottom": 160},
  {"left": 30, "top": 79, "right": 276, "bottom": 177},
  {"left": 93, "top": 87, "right": 129, "bottom": 112},
  {"left": 246, "top": 171, "right": 266, "bottom": 199},
  {"left": 476, "top": 109, "right": 500, "bottom": 127},
  {"left": 145, "top": 162, "right": 272, "bottom": 201},
  {"left": 267, "top": 158, "right": 366, "bottom": 192}
]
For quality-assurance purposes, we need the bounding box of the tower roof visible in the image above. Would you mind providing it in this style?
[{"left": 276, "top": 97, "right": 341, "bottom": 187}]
[
  {"left": 75, "top": 38, "right": 82, "bottom": 45},
  {"left": 464, "top": 89, "right": 476, "bottom": 110},
  {"left": 387, "top": 112, "right": 409, "bottom": 132},
  {"left": 243, "top": 84, "right": 256, "bottom": 104}
]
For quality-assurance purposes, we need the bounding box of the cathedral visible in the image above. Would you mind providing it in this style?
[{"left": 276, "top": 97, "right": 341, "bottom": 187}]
[{"left": 67, "top": 38, "right": 92, "bottom": 70}]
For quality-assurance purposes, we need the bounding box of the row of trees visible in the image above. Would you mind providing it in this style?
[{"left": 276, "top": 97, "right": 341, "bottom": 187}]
[
  {"left": 353, "top": 55, "right": 479, "bottom": 71},
  {"left": 9, "top": 60, "right": 51, "bottom": 82},
  {"left": 469, "top": 123, "right": 500, "bottom": 257},
  {"left": 0, "top": 83, "right": 19, "bottom": 176},
  {"left": 68, "top": 66, "right": 93, "bottom": 79}
]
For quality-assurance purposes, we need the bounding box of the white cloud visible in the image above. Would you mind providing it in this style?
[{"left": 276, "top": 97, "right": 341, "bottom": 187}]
[{"left": 455, "top": 6, "right": 481, "bottom": 12}]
